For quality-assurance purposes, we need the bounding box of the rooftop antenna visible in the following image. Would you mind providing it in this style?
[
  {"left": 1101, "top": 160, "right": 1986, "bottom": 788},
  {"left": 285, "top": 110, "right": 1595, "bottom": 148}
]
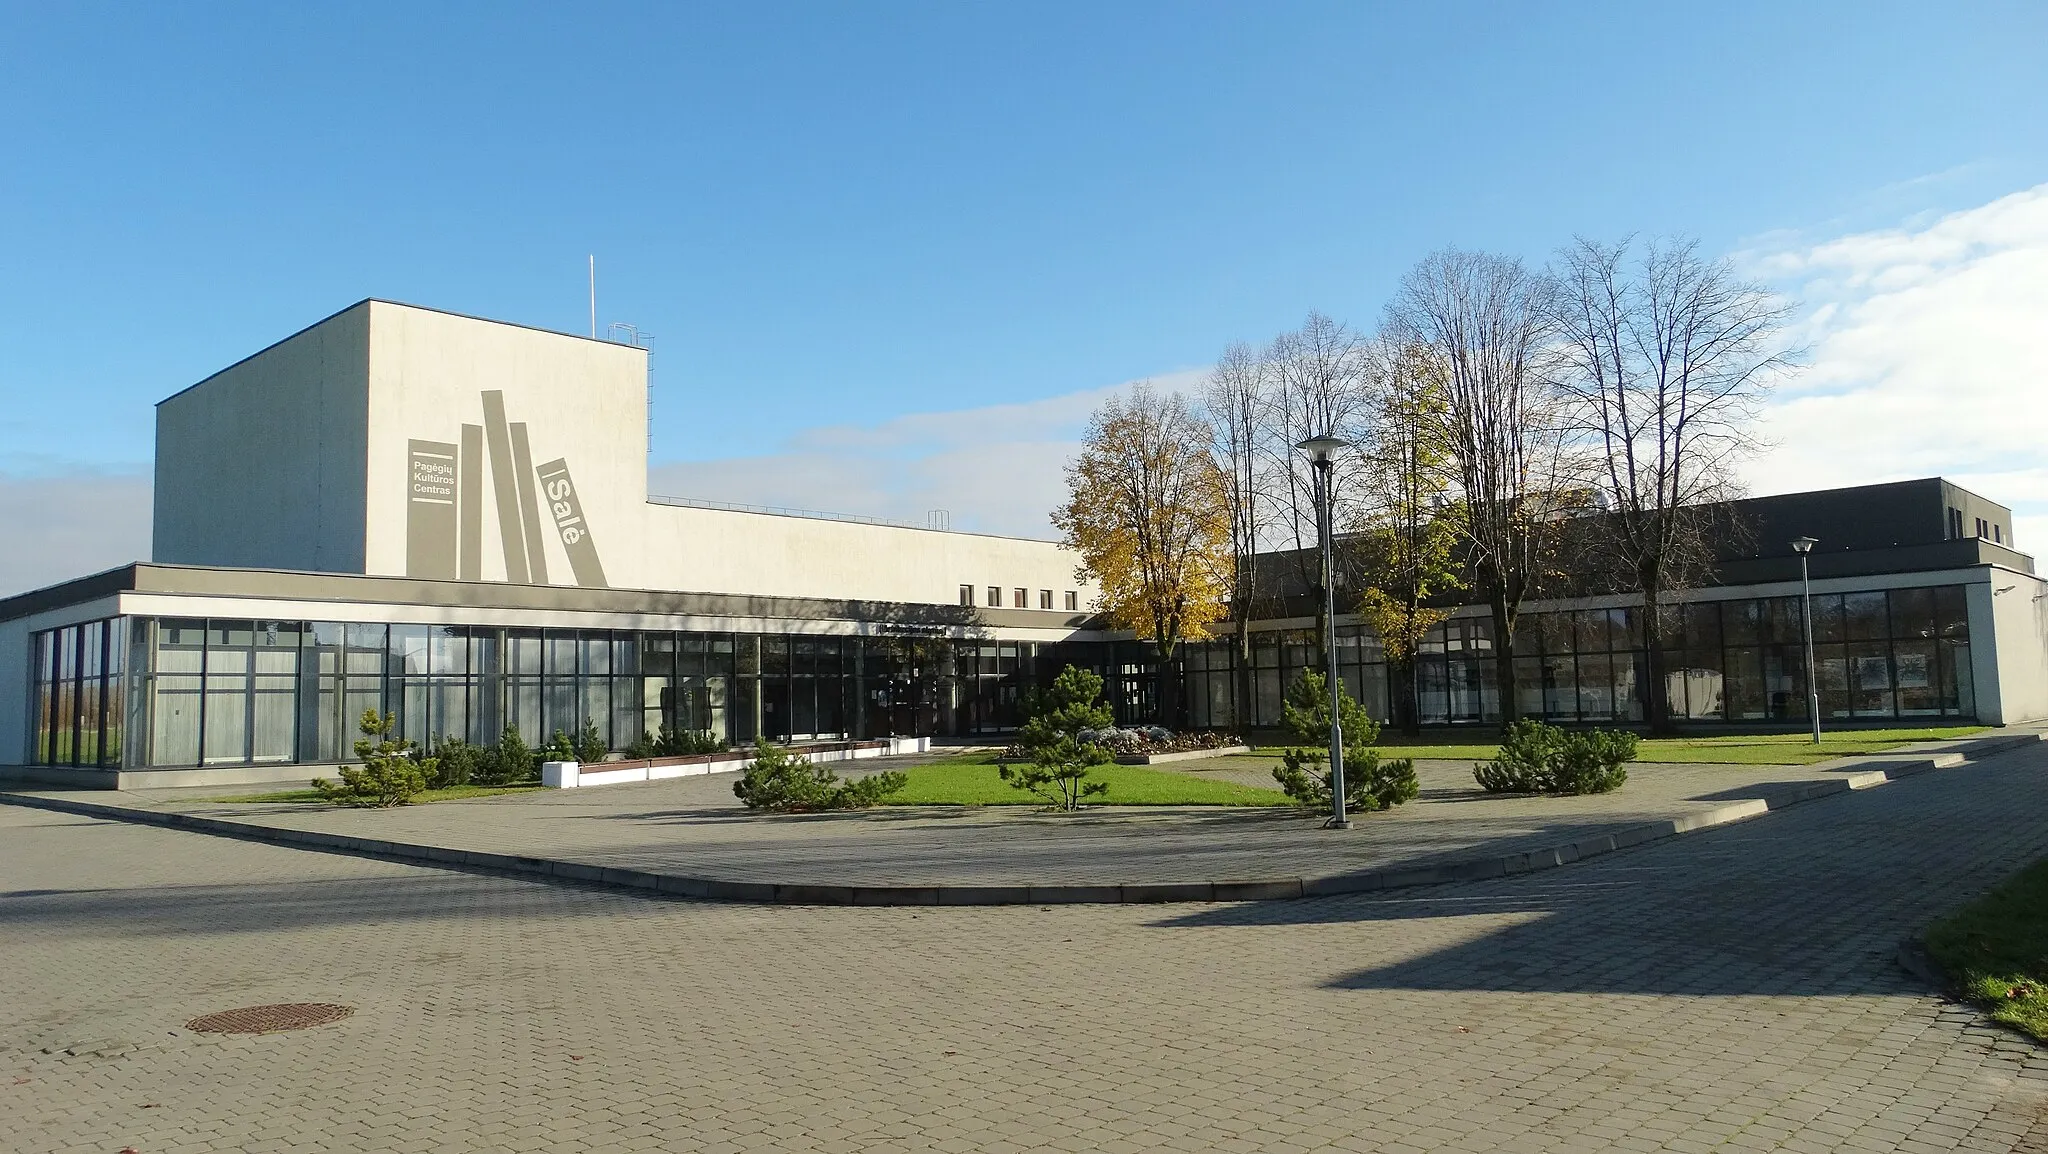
[{"left": 588, "top": 255, "right": 597, "bottom": 338}]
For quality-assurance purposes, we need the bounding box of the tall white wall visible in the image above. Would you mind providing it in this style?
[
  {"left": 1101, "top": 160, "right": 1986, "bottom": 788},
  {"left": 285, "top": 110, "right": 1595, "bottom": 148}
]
[
  {"left": 153, "top": 303, "right": 371, "bottom": 573},
  {"left": 361, "top": 302, "right": 648, "bottom": 585},
  {"left": 152, "top": 299, "right": 1094, "bottom": 609},
  {"left": 638, "top": 504, "right": 1091, "bottom": 606},
  {"left": 1983, "top": 568, "right": 2048, "bottom": 725}
]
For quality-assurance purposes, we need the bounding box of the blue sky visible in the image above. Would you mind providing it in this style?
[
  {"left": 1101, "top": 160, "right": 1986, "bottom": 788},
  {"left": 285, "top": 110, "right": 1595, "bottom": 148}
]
[{"left": 2, "top": 2, "right": 2046, "bottom": 591}]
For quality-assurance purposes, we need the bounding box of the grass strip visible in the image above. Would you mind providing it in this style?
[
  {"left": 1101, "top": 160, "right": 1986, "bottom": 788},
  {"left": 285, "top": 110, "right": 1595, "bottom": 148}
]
[
  {"left": 1363, "top": 725, "right": 1986, "bottom": 766},
  {"left": 1924, "top": 856, "right": 2048, "bottom": 1042},
  {"left": 884, "top": 758, "right": 1291, "bottom": 807}
]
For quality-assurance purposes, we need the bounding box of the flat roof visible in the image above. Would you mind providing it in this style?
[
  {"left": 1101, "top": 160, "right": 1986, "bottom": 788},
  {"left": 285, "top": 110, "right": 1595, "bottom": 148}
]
[
  {"left": 156, "top": 298, "right": 647, "bottom": 408},
  {"left": 0, "top": 561, "right": 1099, "bottom": 633}
]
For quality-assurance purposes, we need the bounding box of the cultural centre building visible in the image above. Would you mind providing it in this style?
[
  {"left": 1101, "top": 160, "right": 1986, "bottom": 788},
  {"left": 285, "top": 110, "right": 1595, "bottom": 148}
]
[{"left": 5, "top": 300, "right": 2045, "bottom": 788}]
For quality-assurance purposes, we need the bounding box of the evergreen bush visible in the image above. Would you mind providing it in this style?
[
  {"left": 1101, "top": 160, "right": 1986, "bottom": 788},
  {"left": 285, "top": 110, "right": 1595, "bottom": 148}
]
[
  {"left": 1474, "top": 719, "right": 1634, "bottom": 795},
  {"left": 732, "top": 738, "right": 906, "bottom": 812},
  {"left": 653, "top": 726, "right": 725, "bottom": 757},
  {"left": 1270, "top": 670, "right": 1419, "bottom": 813},
  {"left": 998, "top": 665, "right": 1114, "bottom": 811},
  {"left": 575, "top": 718, "right": 607, "bottom": 765},
  {"left": 471, "top": 726, "right": 537, "bottom": 786},
  {"left": 314, "top": 710, "right": 435, "bottom": 807},
  {"left": 430, "top": 737, "right": 479, "bottom": 789}
]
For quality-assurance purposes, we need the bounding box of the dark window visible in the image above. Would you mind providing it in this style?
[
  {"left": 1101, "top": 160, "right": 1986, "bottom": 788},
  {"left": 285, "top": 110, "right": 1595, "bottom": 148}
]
[
  {"left": 1039, "top": 589, "right": 1053, "bottom": 610},
  {"left": 988, "top": 586, "right": 1001, "bottom": 607},
  {"left": 960, "top": 585, "right": 974, "bottom": 606},
  {"left": 1013, "top": 587, "right": 1028, "bottom": 608},
  {"left": 1064, "top": 591, "right": 1078, "bottom": 611}
]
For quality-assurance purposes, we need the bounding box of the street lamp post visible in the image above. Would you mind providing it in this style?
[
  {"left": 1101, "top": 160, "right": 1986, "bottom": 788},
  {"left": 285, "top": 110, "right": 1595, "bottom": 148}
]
[
  {"left": 1296, "top": 435, "right": 1352, "bottom": 830},
  {"left": 1792, "top": 537, "right": 1820, "bottom": 745}
]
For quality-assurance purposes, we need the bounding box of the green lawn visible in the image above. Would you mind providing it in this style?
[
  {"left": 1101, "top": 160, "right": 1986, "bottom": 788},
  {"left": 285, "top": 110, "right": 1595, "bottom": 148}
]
[
  {"left": 884, "top": 756, "right": 1291, "bottom": 807},
  {"left": 1360, "top": 725, "right": 1988, "bottom": 766},
  {"left": 208, "top": 783, "right": 547, "bottom": 805},
  {"left": 1924, "top": 856, "right": 2048, "bottom": 1042}
]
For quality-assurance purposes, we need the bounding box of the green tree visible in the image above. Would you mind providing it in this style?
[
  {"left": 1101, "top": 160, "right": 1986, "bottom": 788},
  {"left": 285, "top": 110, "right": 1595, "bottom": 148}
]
[
  {"left": 1355, "top": 340, "right": 1464, "bottom": 736},
  {"left": 1270, "top": 671, "right": 1418, "bottom": 813},
  {"left": 575, "top": 718, "right": 607, "bottom": 765},
  {"left": 999, "top": 664, "right": 1115, "bottom": 812},
  {"left": 314, "top": 710, "right": 435, "bottom": 807},
  {"left": 1054, "top": 385, "right": 1231, "bottom": 726}
]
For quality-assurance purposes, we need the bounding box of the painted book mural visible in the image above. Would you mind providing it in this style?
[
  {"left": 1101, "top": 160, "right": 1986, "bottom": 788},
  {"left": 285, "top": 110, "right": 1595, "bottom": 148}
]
[{"left": 404, "top": 390, "right": 608, "bottom": 587}]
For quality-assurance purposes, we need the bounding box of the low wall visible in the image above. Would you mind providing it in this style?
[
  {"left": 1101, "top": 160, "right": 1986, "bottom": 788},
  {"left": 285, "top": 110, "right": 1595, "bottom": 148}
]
[{"left": 543, "top": 736, "right": 931, "bottom": 789}]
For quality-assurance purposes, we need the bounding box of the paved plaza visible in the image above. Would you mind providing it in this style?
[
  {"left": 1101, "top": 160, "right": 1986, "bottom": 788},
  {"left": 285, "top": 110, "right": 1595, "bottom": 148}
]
[
  {"left": 4, "top": 741, "right": 2048, "bottom": 1152},
  {"left": 7, "top": 736, "right": 2036, "bottom": 902}
]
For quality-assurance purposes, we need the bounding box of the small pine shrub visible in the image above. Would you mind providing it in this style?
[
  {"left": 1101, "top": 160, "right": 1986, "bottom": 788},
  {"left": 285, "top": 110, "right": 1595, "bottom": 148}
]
[
  {"left": 1474, "top": 719, "right": 1634, "bottom": 795},
  {"left": 1270, "top": 671, "right": 1418, "bottom": 814},
  {"left": 431, "top": 737, "right": 479, "bottom": 788},
  {"left": 575, "top": 718, "right": 607, "bottom": 765},
  {"left": 1473, "top": 719, "right": 1557, "bottom": 793},
  {"left": 653, "top": 726, "right": 725, "bottom": 757},
  {"left": 623, "top": 731, "right": 658, "bottom": 760},
  {"left": 315, "top": 710, "right": 435, "bottom": 807},
  {"left": 544, "top": 729, "right": 577, "bottom": 763},
  {"left": 732, "top": 739, "right": 906, "bottom": 812},
  {"left": 998, "top": 665, "right": 1114, "bottom": 811},
  {"left": 472, "top": 726, "right": 538, "bottom": 786},
  {"left": 1551, "top": 729, "right": 1636, "bottom": 795}
]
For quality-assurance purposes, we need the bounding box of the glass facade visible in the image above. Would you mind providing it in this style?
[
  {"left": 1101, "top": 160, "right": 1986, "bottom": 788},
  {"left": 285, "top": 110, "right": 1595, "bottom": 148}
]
[
  {"left": 26, "top": 616, "right": 1066, "bottom": 769},
  {"left": 1180, "top": 585, "right": 1976, "bottom": 729},
  {"left": 18, "top": 585, "right": 1983, "bottom": 768}
]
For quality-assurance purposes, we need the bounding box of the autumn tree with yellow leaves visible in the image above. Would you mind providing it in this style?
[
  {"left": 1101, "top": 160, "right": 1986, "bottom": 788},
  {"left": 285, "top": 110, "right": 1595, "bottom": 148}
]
[{"left": 1054, "top": 383, "right": 1232, "bottom": 727}]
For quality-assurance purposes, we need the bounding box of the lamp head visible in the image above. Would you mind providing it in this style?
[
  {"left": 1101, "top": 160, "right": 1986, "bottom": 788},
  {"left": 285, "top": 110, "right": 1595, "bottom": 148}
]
[
  {"left": 1791, "top": 536, "right": 1818, "bottom": 555},
  {"left": 1294, "top": 435, "right": 1350, "bottom": 465}
]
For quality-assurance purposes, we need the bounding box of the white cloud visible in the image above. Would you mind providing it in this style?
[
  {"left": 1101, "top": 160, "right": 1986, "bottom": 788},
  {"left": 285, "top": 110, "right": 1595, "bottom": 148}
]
[
  {"left": 1741, "top": 183, "right": 2048, "bottom": 552},
  {"left": 647, "top": 369, "right": 1208, "bottom": 538},
  {"left": 0, "top": 469, "right": 153, "bottom": 598}
]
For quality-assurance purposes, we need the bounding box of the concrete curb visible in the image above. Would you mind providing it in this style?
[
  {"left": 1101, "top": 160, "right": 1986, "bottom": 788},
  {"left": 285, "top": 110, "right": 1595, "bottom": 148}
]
[{"left": 5, "top": 731, "right": 2040, "bottom": 907}]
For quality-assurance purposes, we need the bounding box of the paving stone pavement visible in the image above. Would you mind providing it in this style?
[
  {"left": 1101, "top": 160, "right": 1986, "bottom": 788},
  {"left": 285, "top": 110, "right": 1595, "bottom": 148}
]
[
  {"left": 3, "top": 741, "right": 2047, "bottom": 1153},
  {"left": 11, "top": 737, "right": 2034, "bottom": 897}
]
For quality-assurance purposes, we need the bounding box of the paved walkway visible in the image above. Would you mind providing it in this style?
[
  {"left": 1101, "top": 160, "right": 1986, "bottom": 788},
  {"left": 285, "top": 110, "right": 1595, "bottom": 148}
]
[
  {"left": 3, "top": 733, "right": 2040, "bottom": 902},
  {"left": 3, "top": 737, "right": 2046, "bottom": 1152}
]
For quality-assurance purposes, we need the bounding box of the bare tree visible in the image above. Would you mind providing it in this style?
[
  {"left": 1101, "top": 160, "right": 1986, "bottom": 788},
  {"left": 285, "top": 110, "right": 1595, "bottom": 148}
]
[
  {"left": 1201, "top": 342, "right": 1271, "bottom": 732},
  {"left": 1386, "top": 249, "right": 1565, "bottom": 722},
  {"left": 1550, "top": 236, "right": 1794, "bottom": 732},
  {"left": 1261, "top": 311, "right": 1371, "bottom": 662}
]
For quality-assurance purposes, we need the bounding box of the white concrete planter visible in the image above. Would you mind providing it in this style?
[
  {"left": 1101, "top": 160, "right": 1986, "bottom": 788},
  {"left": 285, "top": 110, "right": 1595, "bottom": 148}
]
[
  {"left": 541, "top": 737, "right": 932, "bottom": 789},
  {"left": 1114, "top": 745, "right": 1253, "bottom": 766}
]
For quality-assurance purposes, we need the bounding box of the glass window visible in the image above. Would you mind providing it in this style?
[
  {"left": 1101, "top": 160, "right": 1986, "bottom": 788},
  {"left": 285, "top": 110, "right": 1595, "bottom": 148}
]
[
  {"left": 640, "top": 634, "right": 675, "bottom": 678},
  {"left": 1811, "top": 594, "right": 1845, "bottom": 644},
  {"left": 1013, "top": 587, "right": 1028, "bottom": 608},
  {"left": 988, "top": 586, "right": 1001, "bottom": 607},
  {"left": 388, "top": 625, "right": 429, "bottom": 678},
  {"left": 1674, "top": 649, "right": 1725, "bottom": 720},
  {"left": 429, "top": 626, "right": 470, "bottom": 675},
  {"left": 1064, "top": 591, "right": 1078, "bottom": 611},
  {"left": 1724, "top": 600, "right": 1761, "bottom": 646},
  {"left": 1039, "top": 589, "right": 1053, "bottom": 610},
  {"left": 1843, "top": 592, "right": 1888, "bottom": 642},
  {"left": 1847, "top": 640, "right": 1893, "bottom": 717},
  {"left": 1680, "top": 602, "right": 1722, "bottom": 649},
  {"left": 960, "top": 585, "right": 975, "bottom": 607},
  {"left": 1934, "top": 586, "right": 1969, "bottom": 642},
  {"left": 545, "top": 632, "right": 578, "bottom": 677},
  {"left": 581, "top": 631, "right": 611, "bottom": 676},
  {"left": 1890, "top": 588, "right": 1936, "bottom": 642},
  {"left": 1893, "top": 639, "right": 1938, "bottom": 715}
]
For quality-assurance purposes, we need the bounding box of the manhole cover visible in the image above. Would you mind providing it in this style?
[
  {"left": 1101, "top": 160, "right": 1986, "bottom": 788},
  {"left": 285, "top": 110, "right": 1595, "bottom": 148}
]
[{"left": 184, "top": 1003, "right": 354, "bottom": 1035}]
